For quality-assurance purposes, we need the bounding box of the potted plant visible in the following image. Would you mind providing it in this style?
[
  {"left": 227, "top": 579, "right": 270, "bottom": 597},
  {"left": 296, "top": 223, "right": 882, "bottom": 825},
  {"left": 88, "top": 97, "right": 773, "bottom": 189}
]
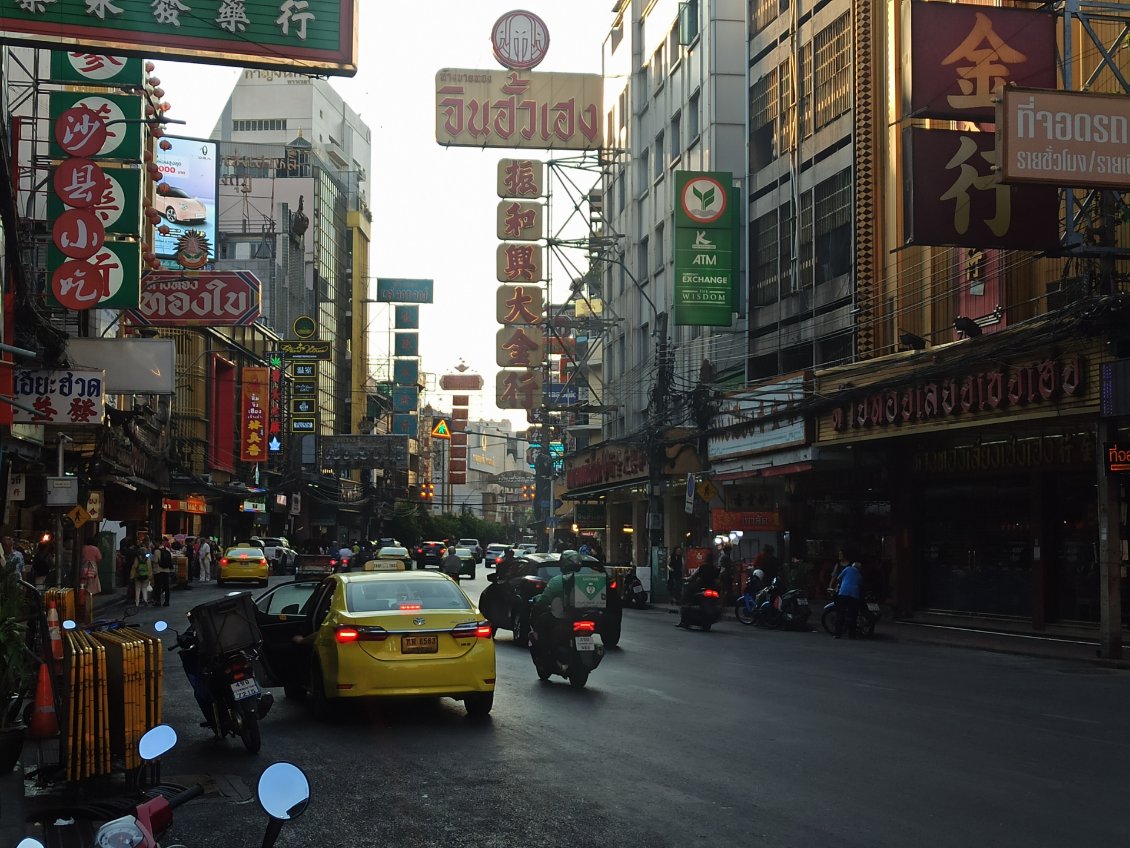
[{"left": 0, "top": 562, "right": 32, "bottom": 772}]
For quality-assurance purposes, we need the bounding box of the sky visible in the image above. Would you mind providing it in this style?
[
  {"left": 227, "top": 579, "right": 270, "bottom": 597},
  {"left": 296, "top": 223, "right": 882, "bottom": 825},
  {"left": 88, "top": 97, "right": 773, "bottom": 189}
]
[{"left": 152, "top": 1, "right": 610, "bottom": 431}]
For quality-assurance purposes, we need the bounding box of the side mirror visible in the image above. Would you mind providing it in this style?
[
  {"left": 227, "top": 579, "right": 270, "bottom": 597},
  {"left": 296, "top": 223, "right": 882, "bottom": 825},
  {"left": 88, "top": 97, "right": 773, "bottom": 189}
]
[
  {"left": 258, "top": 762, "right": 310, "bottom": 848},
  {"left": 138, "top": 724, "right": 177, "bottom": 761},
  {"left": 17, "top": 839, "right": 46, "bottom": 848},
  {"left": 154, "top": 620, "right": 169, "bottom": 633}
]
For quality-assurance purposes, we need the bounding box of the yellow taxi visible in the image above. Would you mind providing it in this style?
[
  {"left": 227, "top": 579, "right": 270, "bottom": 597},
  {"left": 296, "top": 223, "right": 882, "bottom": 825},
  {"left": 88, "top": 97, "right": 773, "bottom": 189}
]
[
  {"left": 359, "top": 546, "right": 411, "bottom": 572},
  {"left": 218, "top": 545, "right": 270, "bottom": 587},
  {"left": 252, "top": 571, "right": 496, "bottom": 717}
]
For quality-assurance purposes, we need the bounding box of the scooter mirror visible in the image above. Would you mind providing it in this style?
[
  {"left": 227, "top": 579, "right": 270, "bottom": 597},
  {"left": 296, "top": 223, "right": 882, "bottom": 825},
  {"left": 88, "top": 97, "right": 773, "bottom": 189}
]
[
  {"left": 154, "top": 620, "right": 169, "bottom": 632},
  {"left": 138, "top": 724, "right": 177, "bottom": 761},
  {"left": 17, "top": 839, "right": 46, "bottom": 848},
  {"left": 62, "top": 619, "right": 76, "bottom": 630},
  {"left": 226, "top": 591, "right": 243, "bottom": 598},
  {"left": 257, "top": 762, "right": 310, "bottom": 821}
]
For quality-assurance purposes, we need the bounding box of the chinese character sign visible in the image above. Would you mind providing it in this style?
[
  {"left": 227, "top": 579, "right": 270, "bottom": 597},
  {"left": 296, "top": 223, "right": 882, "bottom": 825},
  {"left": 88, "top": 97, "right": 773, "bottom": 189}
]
[
  {"left": 496, "top": 369, "right": 543, "bottom": 410},
  {"left": 496, "top": 326, "right": 545, "bottom": 368},
  {"left": 902, "top": 2, "right": 1055, "bottom": 122},
  {"left": 497, "top": 200, "right": 544, "bottom": 241},
  {"left": 240, "top": 367, "right": 270, "bottom": 463},
  {"left": 437, "top": 69, "right": 602, "bottom": 150},
  {"left": 48, "top": 242, "right": 141, "bottom": 310},
  {"left": 903, "top": 128, "right": 1057, "bottom": 250},
  {"left": 50, "top": 93, "right": 143, "bottom": 160},
  {"left": 497, "top": 159, "right": 544, "bottom": 198},
  {"left": 49, "top": 50, "right": 143, "bottom": 86},
  {"left": 49, "top": 161, "right": 142, "bottom": 236},
  {"left": 496, "top": 243, "right": 544, "bottom": 282},
  {"left": 497, "top": 284, "right": 544, "bottom": 325},
  {"left": 13, "top": 368, "right": 105, "bottom": 425}
]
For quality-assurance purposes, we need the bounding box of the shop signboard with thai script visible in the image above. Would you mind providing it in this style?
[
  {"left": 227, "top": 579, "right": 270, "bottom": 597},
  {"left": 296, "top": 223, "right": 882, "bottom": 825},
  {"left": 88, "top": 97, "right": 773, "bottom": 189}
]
[
  {"left": 440, "top": 373, "right": 485, "bottom": 391},
  {"left": 50, "top": 50, "right": 144, "bottom": 86},
  {"left": 376, "top": 277, "right": 433, "bottom": 303},
  {"left": 128, "top": 271, "right": 261, "bottom": 326},
  {"left": 711, "top": 509, "right": 783, "bottom": 533},
  {"left": 1104, "top": 443, "right": 1130, "bottom": 475},
  {"left": 565, "top": 445, "right": 648, "bottom": 491},
  {"left": 321, "top": 435, "right": 411, "bottom": 470},
  {"left": 996, "top": 88, "right": 1130, "bottom": 190},
  {"left": 436, "top": 69, "right": 602, "bottom": 150},
  {"left": 708, "top": 376, "right": 809, "bottom": 462},
  {"left": 903, "top": 128, "right": 1057, "bottom": 250},
  {"left": 674, "top": 171, "right": 737, "bottom": 326},
  {"left": 1, "top": 1, "right": 358, "bottom": 76},
  {"left": 240, "top": 367, "right": 269, "bottom": 463},
  {"left": 13, "top": 368, "right": 105, "bottom": 425},
  {"left": 901, "top": 2, "right": 1055, "bottom": 122}
]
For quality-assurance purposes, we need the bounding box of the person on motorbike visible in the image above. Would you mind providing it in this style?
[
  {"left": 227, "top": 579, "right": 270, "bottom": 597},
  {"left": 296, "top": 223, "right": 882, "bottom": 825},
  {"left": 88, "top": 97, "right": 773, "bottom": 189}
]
[
  {"left": 530, "top": 550, "right": 586, "bottom": 647},
  {"left": 833, "top": 560, "right": 863, "bottom": 639},
  {"left": 677, "top": 555, "right": 719, "bottom": 628}
]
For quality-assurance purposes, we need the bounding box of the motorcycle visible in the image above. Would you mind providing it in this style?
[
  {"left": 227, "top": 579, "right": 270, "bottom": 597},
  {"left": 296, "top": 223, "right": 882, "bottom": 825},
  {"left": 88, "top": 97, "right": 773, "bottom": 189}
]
[
  {"left": 623, "top": 571, "right": 649, "bottom": 609},
  {"left": 678, "top": 587, "right": 723, "bottom": 631},
  {"left": 820, "top": 594, "right": 881, "bottom": 637},
  {"left": 156, "top": 608, "right": 273, "bottom": 754},
  {"left": 528, "top": 604, "right": 605, "bottom": 689},
  {"left": 22, "top": 724, "right": 310, "bottom": 848}
]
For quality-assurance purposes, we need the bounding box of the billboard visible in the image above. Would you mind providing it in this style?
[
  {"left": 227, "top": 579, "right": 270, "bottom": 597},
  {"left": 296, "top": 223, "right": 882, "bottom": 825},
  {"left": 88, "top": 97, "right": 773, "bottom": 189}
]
[
  {"left": 154, "top": 137, "right": 218, "bottom": 261},
  {"left": 674, "top": 171, "right": 737, "bottom": 327},
  {"left": 0, "top": 1, "right": 357, "bottom": 76},
  {"left": 240, "top": 367, "right": 269, "bottom": 463},
  {"left": 436, "top": 69, "right": 602, "bottom": 150},
  {"left": 129, "top": 271, "right": 261, "bottom": 326},
  {"left": 321, "top": 435, "right": 411, "bottom": 470},
  {"left": 376, "top": 277, "right": 433, "bottom": 303},
  {"left": 903, "top": 128, "right": 1058, "bottom": 250},
  {"left": 13, "top": 368, "right": 105, "bottom": 425},
  {"left": 996, "top": 88, "right": 1130, "bottom": 190},
  {"left": 901, "top": 2, "right": 1056, "bottom": 122}
]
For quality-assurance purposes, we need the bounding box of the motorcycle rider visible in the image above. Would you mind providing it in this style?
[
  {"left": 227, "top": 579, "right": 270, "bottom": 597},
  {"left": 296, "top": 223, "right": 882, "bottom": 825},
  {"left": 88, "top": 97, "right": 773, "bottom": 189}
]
[
  {"left": 530, "top": 550, "right": 598, "bottom": 657},
  {"left": 832, "top": 560, "right": 863, "bottom": 639},
  {"left": 677, "top": 553, "right": 719, "bottom": 629}
]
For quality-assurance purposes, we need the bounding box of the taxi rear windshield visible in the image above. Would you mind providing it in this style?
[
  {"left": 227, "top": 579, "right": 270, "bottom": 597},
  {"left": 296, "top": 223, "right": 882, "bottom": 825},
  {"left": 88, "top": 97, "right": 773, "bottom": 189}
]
[{"left": 346, "top": 579, "right": 472, "bottom": 613}]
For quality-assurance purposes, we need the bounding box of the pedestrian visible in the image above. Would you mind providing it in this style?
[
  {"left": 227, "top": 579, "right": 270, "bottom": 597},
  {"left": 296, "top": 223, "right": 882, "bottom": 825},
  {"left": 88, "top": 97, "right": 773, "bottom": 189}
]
[
  {"left": 442, "top": 546, "right": 462, "bottom": 582},
  {"left": 129, "top": 543, "right": 153, "bottom": 607},
  {"left": 832, "top": 558, "right": 863, "bottom": 639},
  {"left": 667, "top": 544, "right": 684, "bottom": 607},
  {"left": 154, "top": 537, "right": 174, "bottom": 607},
  {"left": 755, "top": 544, "right": 780, "bottom": 584},
  {"left": 827, "top": 548, "right": 851, "bottom": 595},
  {"left": 2, "top": 535, "right": 25, "bottom": 579},
  {"left": 80, "top": 535, "right": 103, "bottom": 598},
  {"left": 717, "top": 542, "right": 733, "bottom": 602},
  {"left": 32, "top": 540, "right": 53, "bottom": 589},
  {"left": 198, "top": 536, "right": 213, "bottom": 582}
]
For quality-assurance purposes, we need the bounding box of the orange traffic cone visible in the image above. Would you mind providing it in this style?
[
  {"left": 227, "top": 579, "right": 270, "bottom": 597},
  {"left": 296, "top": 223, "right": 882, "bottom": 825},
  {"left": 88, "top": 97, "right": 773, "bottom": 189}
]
[
  {"left": 46, "top": 595, "right": 63, "bottom": 661},
  {"left": 28, "top": 663, "right": 59, "bottom": 739}
]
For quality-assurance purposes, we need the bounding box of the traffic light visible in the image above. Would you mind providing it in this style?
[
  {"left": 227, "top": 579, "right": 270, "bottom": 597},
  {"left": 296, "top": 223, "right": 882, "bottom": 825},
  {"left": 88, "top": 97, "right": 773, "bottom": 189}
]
[{"left": 421, "top": 482, "right": 435, "bottom": 501}]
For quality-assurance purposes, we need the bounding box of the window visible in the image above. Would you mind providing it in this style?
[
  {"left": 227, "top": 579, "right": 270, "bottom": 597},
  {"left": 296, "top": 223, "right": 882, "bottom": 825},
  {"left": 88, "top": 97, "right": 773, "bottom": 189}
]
[
  {"left": 617, "top": 165, "right": 626, "bottom": 211},
  {"left": 639, "top": 322, "right": 650, "bottom": 365},
  {"left": 679, "top": 0, "right": 700, "bottom": 45},
  {"left": 751, "top": 210, "right": 779, "bottom": 306},
  {"left": 653, "top": 131, "right": 664, "bottom": 179},
  {"left": 689, "top": 91, "right": 700, "bottom": 140},
  {"left": 638, "top": 148, "right": 650, "bottom": 192},
  {"left": 638, "top": 236, "right": 650, "bottom": 282},
  {"left": 668, "top": 25, "right": 681, "bottom": 68},
  {"left": 814, "top": 169, "right": 851, "bottom": 284},
  {"left": 778, "top": 200, "right": 796, "bottom": 292},
  {"left": 799, "top": 43, "right": 813, "bottom": 139},
  {"left": 777, "top": 59, "right": 795, "bottom": 153},
  {"left": 749, "top": 71, "right": 777, "bottom": 172},
  {"left": 654, "top": 223, "right": 665, "bottom": 272},
  {"left": 798, "top": 190, "right": 814, "bottom": 289},
  {"left": 814, "top": 14, "right": 851, "bottom": 129},
  {"left": 651, "top": 43, "right": 666, "bottom": 92},
  {"left": 232, "top": 118, "right": 288, "bottom": 133},
  {"left": 750, "top": 0, "right": 778, "bottom": 36},
  {"left": 670, "top": 111, "right": 682, "bottom": 162},
  {"left": 611, "top": 15, "right": 624, "bottom": 52}
]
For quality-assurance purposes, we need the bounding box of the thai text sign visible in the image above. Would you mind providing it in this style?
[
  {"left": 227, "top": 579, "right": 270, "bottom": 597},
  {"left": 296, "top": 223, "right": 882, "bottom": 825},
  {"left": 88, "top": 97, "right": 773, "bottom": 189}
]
[
  {"left": 711, "top": 510, "right": 784, "bottom": 533},
  {"left": 709, "top": 376, "right": 808, "bottom": 461},
  {"left": 436, "top": 69, "right": 602, "bottom": 150},
  {"left": 674, "top": 171, "right": 736, "bottom": 326},
  {"left": 279, "top": 339, "right": 331, "bottom": 360},
  {"left": 0, "top": 1, "right": 357, "bottom": 76},
  {"left": 903, "top": 128, "right": 1057, "bottom": 250},
  {"left": 240, "top": 367, "right": 269, "bottom": 463},
  {"left": 901, "top": 2, "right": 1055, "bottom": 122},
  {"left": 996, "top": 88, "right": 1130, "bottom": 190},
  {"left": 322, "top": 435, "right": 411, "bottom": 470},
  {"left": 129, "top": 271, "right": 261, "bottom": 326},
  {"left": 565, "top": 445, "right": 647, "bottom": 490},
  {"left": 376, "top": 277, "right": 433, "bottom": 303},
  {"left": 13, "top": 368, "right": 105, "bottom": 425}
]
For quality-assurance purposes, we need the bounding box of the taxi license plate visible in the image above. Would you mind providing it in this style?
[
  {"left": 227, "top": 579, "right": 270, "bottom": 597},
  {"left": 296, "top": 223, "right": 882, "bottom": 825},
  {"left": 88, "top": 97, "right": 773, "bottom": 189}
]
[
  {"left": 230, "top": 678, "right": 261, "bottom": 700},
  {"left": 401, "top": 635, "right": 438, "bottom": 654},
  {"left": 575, "top": 635, "right": 595, "bottom": 651}
]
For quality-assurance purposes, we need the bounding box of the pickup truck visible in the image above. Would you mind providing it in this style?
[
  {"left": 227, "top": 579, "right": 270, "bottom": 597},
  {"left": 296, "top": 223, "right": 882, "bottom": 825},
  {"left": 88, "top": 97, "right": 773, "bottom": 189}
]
[
  {"left": 294, "top": 552, "right": 345, "bottom": 579},
  {"left": 255, "top": 536, "right": 298, "bottom": 574}
]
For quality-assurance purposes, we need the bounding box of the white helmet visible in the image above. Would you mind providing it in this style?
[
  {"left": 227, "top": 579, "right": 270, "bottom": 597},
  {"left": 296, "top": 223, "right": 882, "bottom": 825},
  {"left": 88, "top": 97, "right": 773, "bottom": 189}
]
[{"left": 752, "top": 568, "right": 765, "bottom": 582}]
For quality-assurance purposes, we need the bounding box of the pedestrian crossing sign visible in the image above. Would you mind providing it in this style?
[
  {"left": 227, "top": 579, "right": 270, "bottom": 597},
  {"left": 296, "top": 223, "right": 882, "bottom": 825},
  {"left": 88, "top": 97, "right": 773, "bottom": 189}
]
[
  {"left": 431, "top": 418, "right": 451, "bottom": 439},
  {"left": 67, "top": 505, "right": 91, "bottom": 529}
]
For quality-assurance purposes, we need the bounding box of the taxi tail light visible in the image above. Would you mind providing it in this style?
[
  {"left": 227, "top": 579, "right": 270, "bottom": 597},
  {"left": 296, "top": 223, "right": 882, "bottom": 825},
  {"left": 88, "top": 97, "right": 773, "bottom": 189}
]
[
  {"left": 335, "top": 625, "right": 389, "bottom": 643},
  {"left": 219, "top": 558, "right": 229, "bottom": 567},
  {"left": 703, "top": 589, "right": 720, "bottom": 599},
  {"left": 573, "top": 620, "right": 596, "bottom": 635},
  {"left": 452, "top": 622, "right": 494, "bottom": 639},
  {"left": 398, "top": 603, "right": 423, "bottom": 610}
]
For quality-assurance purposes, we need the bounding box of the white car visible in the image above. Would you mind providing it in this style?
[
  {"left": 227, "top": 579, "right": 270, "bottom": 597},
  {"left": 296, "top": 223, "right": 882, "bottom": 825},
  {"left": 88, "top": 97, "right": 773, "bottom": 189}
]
[
  {"left": 458, "top": 538, "right": 483, "bottom": 563},
  {"left": 255, "top": 536, "right": 297, "bottom": 574},
  {"left": 157, "top": 184, "right": 207, "bottom": 223},
  {"left": 483, "top": 543, "right": 509, "bottom": 566}
]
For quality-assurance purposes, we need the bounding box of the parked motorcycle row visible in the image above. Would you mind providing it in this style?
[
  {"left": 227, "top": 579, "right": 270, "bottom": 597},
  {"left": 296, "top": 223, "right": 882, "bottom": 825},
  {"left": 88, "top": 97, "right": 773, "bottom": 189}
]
[
  {"left": 21, "top": 723, "right": 310, "bottom": 848},
  {"left": 730, "top": 571, "right": 882, "bottom": 637}
]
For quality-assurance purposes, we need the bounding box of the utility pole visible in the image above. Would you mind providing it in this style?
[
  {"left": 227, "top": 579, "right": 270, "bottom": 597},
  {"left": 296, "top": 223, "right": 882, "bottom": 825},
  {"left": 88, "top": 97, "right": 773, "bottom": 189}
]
[{"left": 647, "top": 311, "right": 672, "bottom": 599}]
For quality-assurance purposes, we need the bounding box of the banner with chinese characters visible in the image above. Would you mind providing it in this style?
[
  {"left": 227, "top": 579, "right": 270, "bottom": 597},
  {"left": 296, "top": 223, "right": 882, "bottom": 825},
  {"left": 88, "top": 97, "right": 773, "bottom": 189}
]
[
  {"left": 240, "top": 367, "right": 270, "bottom": 463},
  {"left": 497, "top": 243, "right": 545, "bottom": 282},
  {"left": 49, "top": 92, "right": 143, "bottom": 161},
  {"left": 497, "top": 159, "right": 544, "bottom": 197},
  {"left": 49, "top": 161, "right": 142, "bottom": 237},
  {"left": 497, "top": 284, "right": 543, "bottom": 325},
  {"left": 437, "top": 69, "right": 602, "bottom": 150},
  {"left": 901, "top": 2, "right": 1055, "bottom": 122},
  {"left": 3, "top": 2, "right": 357, "bottom": 77},
  {"left": 13, "top": 368, "right": 105, "bottom": 425},
  {"left": 50, "top": 50, "right": 145, "bottom": 86},
  {"left": 903, "top": 128, "right": 1057, "bottom": 250},
  {"left": 497, "top": 200, "right": 543, "bottom": 241},
  {"left": 394, "top": 305, "right": 419, "bottom": 329},
  {"left": 496, "top": 326, "right": 545, "bottom": 368},
  {"left": 496, "top": 369, "right": 543, "bottom": 409},
  {"left": 48, "top": 242, "right": 141, "bottom": 310},
  {"left": 674, "top": 171, "right": 737, "bottom": 327}
]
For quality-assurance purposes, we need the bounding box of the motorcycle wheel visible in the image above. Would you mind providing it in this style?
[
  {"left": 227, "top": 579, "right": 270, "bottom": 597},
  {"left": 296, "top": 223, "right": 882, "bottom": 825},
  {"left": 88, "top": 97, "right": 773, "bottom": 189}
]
[
  {"left": 859, "top": 612, "right": 877, "bottom": 637},
  {"left": 821, "top": 607, "right": 837, "bottom": 636},
  {"left": 568, "top": 666, "right": 589, "bottom": 689},
  {"left": 238, "top": 704, "right": 261, "bottom": 754},
  {"left": 735, "top": 601, "right": 756, "bottom": 625},
  {"left": 701, "top": 621, "right": 712, "bottom": 632},
  {"left": 511, "top": 608, "right": 528, "bottom": 647},
  {"left": 602, "top": 619, "right": 621, "bottom": 649}
]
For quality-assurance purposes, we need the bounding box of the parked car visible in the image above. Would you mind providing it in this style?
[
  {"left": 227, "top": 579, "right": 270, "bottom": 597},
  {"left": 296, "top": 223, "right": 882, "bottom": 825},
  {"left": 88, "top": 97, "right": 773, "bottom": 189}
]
[
  {"left": 516, "top": 543, "right": 538, "bottom": 555},
  {"left": 218, "top": 545, "right": 269, "bottom": 588},
  {"left": 157, "top": 184, "right": 207, "bottom": 223},
  {"left": 457, "top": 538, "right": 483, "bottom": 563},
  {"left": 413, "top": 541, "right": 446, "bottom": 570},
  {"left": 483, "top": 543, "right": 509, "bottom": 567},
  {"left": 255, "top": 536, "right": 298, "bottom": 575},
  {"left": 252, "top": 571, "right": 495, "bottom": 717}
]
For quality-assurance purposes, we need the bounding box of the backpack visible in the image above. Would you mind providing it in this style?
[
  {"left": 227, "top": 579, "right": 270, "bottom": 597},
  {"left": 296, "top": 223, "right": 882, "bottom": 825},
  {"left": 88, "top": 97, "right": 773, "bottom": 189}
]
[{"left": 135, "top": 555, "right": 150, "bottom": 580}]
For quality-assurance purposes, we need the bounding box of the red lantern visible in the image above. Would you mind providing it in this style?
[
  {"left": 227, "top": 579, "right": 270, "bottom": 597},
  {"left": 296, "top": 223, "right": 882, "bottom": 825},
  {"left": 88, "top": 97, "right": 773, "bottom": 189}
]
[{"left": 158, "top": 139, "right": 172, "bottom": 151}]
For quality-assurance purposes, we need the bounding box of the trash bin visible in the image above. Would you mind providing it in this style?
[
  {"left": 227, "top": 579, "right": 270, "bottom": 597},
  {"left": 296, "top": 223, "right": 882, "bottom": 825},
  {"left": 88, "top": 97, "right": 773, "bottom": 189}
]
[{"left": 174, "top": 555, "right": 189, "bottom": 588}]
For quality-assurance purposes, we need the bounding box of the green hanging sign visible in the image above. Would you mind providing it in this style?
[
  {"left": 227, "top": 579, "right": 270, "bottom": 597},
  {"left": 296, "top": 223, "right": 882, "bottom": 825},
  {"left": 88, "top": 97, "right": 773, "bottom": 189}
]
[
  {"left": 49, "top": 50, "right": 144, "bottom": 87},
  {"left": 673, "top": 170, "right": 737, "bottom": 327}
]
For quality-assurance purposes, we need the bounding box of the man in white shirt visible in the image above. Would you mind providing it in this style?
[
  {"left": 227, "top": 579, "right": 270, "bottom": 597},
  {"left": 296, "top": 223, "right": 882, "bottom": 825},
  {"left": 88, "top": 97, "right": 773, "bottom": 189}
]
[{"left": 198, "top": 537, "right": 212, "bottom": 582}]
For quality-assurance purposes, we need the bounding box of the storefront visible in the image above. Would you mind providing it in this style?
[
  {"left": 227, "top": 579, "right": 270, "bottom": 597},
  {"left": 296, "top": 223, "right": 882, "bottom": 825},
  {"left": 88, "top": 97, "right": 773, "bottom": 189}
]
[{"left": 160, "top": 495, "right": 210, "bottom": 537}]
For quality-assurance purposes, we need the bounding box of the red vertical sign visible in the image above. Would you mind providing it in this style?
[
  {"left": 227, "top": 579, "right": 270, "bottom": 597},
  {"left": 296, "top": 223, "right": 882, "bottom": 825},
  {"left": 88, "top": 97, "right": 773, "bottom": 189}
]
[{"left": 240, "top": 367, "right": 270, "bottom": 463}]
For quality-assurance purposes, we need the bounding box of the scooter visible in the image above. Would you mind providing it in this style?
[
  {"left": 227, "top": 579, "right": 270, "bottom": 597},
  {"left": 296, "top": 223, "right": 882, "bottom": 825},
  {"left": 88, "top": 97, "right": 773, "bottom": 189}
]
[
  {"left": 820, "top": 594, "right": 881, "bottom": 637},
  {"left": 678, "top": 587, "right": 723, "bottom": 631},
  {"left": 156, "top": 615, "right": 273, "bottom": 754},
  {"left": 623, "top": 572, "right": 649, "bottom": 609},
  {"left": 21, "top": 724, "right": 310, "bottom": 848},
  {"left": 528, "top": 606, "right": 605, "bottom": 689}
]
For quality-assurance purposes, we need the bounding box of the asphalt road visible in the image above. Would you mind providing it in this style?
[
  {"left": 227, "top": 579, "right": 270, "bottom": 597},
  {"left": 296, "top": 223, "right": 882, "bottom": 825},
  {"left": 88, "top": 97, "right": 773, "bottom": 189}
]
[{"left": 121, "top": 571, "right": 1129, "bottom": 848}]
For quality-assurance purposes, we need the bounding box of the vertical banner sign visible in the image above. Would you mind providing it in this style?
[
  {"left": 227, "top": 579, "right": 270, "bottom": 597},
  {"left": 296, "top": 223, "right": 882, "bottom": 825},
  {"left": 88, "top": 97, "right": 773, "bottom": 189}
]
[
  {"left": 240, "top": 367, "right": 270, "bottom": 463},
  {"left": 268, "top": 353, "right": 283, "bottom": 454},
  {"left": 394, "top": 305, "right": 419, "bottom": 329},
  {"left": 674, "top": 171, "right": 736, "bottom": 326},
  {"left": 393, "top": 359, "right": 419, "bottom": 386}
]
